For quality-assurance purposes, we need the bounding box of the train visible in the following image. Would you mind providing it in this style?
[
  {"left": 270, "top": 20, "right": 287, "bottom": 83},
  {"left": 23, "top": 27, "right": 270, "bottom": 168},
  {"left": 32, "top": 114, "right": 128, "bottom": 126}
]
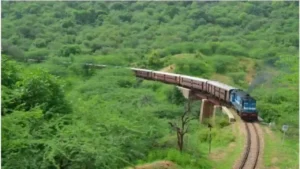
[
  {"left": 131, "top": 68, "right": 258, "bottom": 121},
  {"left": 24, "top": 60, "right": 258, "bottom": 121}
]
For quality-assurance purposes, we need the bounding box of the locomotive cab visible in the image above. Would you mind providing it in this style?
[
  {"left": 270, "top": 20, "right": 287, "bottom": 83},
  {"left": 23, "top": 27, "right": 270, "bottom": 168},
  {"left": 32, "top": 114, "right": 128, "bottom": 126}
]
[{"left": 230, "top": 89, "right": 258, "bottom": 121}]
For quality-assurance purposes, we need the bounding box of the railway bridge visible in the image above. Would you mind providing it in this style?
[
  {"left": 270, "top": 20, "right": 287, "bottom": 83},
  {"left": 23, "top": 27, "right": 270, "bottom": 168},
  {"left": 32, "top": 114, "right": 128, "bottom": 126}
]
[
  {"left": 176, "top": 86, "right": 235, "bottom": 123},
  {"left": 130, "top": 67, "right": 237, "bottom": 123}
]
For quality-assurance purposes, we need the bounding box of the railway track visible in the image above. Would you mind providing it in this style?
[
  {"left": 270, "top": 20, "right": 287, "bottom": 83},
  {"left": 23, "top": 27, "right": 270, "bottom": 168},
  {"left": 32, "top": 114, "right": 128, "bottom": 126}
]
[{"left": 238, "top": 122, "right": 260, "bottom": 169}]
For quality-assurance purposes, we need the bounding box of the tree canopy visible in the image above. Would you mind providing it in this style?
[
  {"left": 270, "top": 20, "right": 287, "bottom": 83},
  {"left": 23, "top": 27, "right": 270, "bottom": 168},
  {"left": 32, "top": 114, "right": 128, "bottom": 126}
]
[{"left": 1, "top": 1, "right": 298, "bottom": 169}]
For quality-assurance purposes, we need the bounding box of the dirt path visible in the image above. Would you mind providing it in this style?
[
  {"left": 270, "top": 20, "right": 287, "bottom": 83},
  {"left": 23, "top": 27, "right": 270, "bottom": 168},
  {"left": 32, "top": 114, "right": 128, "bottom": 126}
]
[{"left": 126, "top": 160, "right": 178, "bottom": 169}]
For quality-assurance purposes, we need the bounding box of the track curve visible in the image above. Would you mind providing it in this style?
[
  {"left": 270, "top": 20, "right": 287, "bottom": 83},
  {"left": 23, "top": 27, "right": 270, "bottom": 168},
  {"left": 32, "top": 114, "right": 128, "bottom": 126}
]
[{"left": 238, "top": 122, "right": 260, "bottom": 169}]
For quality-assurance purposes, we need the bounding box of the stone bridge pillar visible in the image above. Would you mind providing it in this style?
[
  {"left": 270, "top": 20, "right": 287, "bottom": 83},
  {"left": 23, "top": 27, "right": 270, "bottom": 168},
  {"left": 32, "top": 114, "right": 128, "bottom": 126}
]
[
  {"left": 199, "top": 100, "right": 222, "bottom": 123},
  {"left": 199, "top": 99, "right": 214, "bottom": 123},
  {"left": 176, "top": 87, "right": 227, "bottom": 123}
]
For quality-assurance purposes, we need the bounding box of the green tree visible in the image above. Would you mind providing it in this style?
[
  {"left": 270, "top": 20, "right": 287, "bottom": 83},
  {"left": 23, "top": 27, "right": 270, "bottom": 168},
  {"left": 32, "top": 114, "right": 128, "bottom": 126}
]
[
  {"left": 1, "top": 55, "right": 20, "bottom": 87},
  {"left": 1, "top": 55, "right": 21, "bottom": 115},
  {"left": 167, "top": 87, "right": 186, "bottom": 105},
  {"left": 147, "top": 50, "right": 163, "bottom": 68},
  {"left": 168, "top": 99, "right": 195, "bottom": 152},
  {"left": 16, "top": 69, "right": 71, "bottom": 116},
  {"left": 1, "top": 108, "right": 45, "bottom": 168},
  {"left": 59, "top": 45, "right": 81, "bottom": 57},
  {"left": 2, "top": 43, "right": 25, "bottom": 61},
  {"left": 26, "top": 49, "right": 49, "bottom": 62}
]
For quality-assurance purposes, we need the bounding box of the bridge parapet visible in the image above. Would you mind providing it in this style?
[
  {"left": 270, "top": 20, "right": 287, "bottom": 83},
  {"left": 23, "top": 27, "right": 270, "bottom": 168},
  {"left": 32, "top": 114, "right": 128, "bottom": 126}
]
[
  {"left": 221, "top": 106, "right": 236, "bottom": 122},
  {"left": 176, "top": 86, "right": 191, "bottom": 99}
]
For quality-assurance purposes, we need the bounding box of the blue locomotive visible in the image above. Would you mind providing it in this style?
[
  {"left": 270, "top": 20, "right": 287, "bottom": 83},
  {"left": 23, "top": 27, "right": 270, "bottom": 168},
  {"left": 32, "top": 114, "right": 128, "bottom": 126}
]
[{"left": 230, "top": 89, "right": 257, "bottom": 121}]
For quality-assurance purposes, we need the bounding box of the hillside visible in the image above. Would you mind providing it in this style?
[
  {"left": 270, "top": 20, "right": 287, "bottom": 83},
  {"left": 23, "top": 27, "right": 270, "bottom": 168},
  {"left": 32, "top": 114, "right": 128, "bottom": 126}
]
[{"left": 1, "top": 1, "right": 299, "bottom": 169}]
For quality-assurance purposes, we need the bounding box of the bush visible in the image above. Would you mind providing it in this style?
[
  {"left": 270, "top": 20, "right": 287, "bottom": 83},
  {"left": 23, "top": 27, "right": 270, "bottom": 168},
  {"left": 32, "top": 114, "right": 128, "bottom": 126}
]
[
  {"left": 146, "top": 50, "right": 164, "bottom": 68},
  {"left": 26, "top": 49, "right": 49, "bottom": 61},
  {"left": 215, "top": 42, "right": 248, "bottom": 56},
  {"left": 167, "top": 87, "right": 186, "bottom": 105},
  {"left": 198, "top": 44, "right": 214, "bottom": 56},
  {"left": 2, "top": 42, "right": 25, "bottom": 61},
  {"left": 228, "top": 72, "right": 247, "bottom": 87},
  {"left": 1, "top": 55, "right": 20, "bottom": 87},
  {"left": 16, "top": 69, "right": 71, "bottom": 115},
  {"left": 33, "top": 38, "right": 48, "bottom": 48},
  {"left": 60, "top": 45, "right": 82, "bottom": 57},
  {"left": 211, "top": 55, "right": 237, "bottom": 74},
  {"left": 174, "top": 58, "right": 214, "bottom": 78},
  {"left": 145, "top": 149, "right": 212, "bottom": 169}
]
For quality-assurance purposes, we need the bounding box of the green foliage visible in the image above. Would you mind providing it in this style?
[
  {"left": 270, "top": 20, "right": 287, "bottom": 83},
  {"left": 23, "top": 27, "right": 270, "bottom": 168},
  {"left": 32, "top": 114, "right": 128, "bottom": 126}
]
[
  {"left": 1, "top": 2, "right": 298, "bottom": 168},
  {"left": 145, "top": 149, "right": 212, "bottom": 169},
  {"left": 26, "top": 48, "right": 49, "bottom": 61},
  {"left": 264, "top": 128, "right": 299, "bottom": 169},
  {"left": 1, "top": 56, "right": 22, "bottom": 114},
  {"left": 227, "top": 71, "right": 247, "bottom": 88},
  {"left": 2, "top": 108, "right": 45, "bottom": 169},
  {"left": 173, "top": 57, "right": 214, "bottom": 78},
  {"left": 2, "top": 42, "right": 25, "bottom": 61},
  {"left": 33, "top": 38, "right": 48, "bottom": 48},
  {"left": 59, "top": 45, "right": 82, "bottom": 57},
  {"left": 214, "top": 111, "right": 231, "bottom": 128},
  {"left": 2, "top": 1, "right": 297, "bottom": 66},
  {"left": 74, "top": 9, "right": 101, "bottom": 25},
  {"left": 1, "top": 55, "right": 20, "bottom": 87},
  {"left": 1, "top": 66, "right": 181, "bottom": 168},
  {"left": 1, "top": 85, "right": 20, "bottom": 115},
  {"left": 2, "top": 63, "right": 72, "bottom": 116},
  {"left": 216, "top": 42, "right": 248, "bottom": 57},
  {"left": 16, "top": 69, "right": 71, "bottom": 115},
  {"left": 18, "top": 25, "right": 38, "bottom": 39},
  {"left": 210, "top": 55, "right": 238, "bottom": 74},
  {"left": 146, "top": 50, "right": 164, "bottom": 68},
  {"left": 251, "top": 55, "right": 298, "bottom": 137},
  {"left": 167, "top": 87, "right": 186, "bottom": 105}
]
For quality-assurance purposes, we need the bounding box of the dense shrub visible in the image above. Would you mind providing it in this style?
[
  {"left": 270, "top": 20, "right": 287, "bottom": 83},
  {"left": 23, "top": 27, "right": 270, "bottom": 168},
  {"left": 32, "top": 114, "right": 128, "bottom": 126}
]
[{"left": 174, "top": 58, "right": 214, "bottom": 78}]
